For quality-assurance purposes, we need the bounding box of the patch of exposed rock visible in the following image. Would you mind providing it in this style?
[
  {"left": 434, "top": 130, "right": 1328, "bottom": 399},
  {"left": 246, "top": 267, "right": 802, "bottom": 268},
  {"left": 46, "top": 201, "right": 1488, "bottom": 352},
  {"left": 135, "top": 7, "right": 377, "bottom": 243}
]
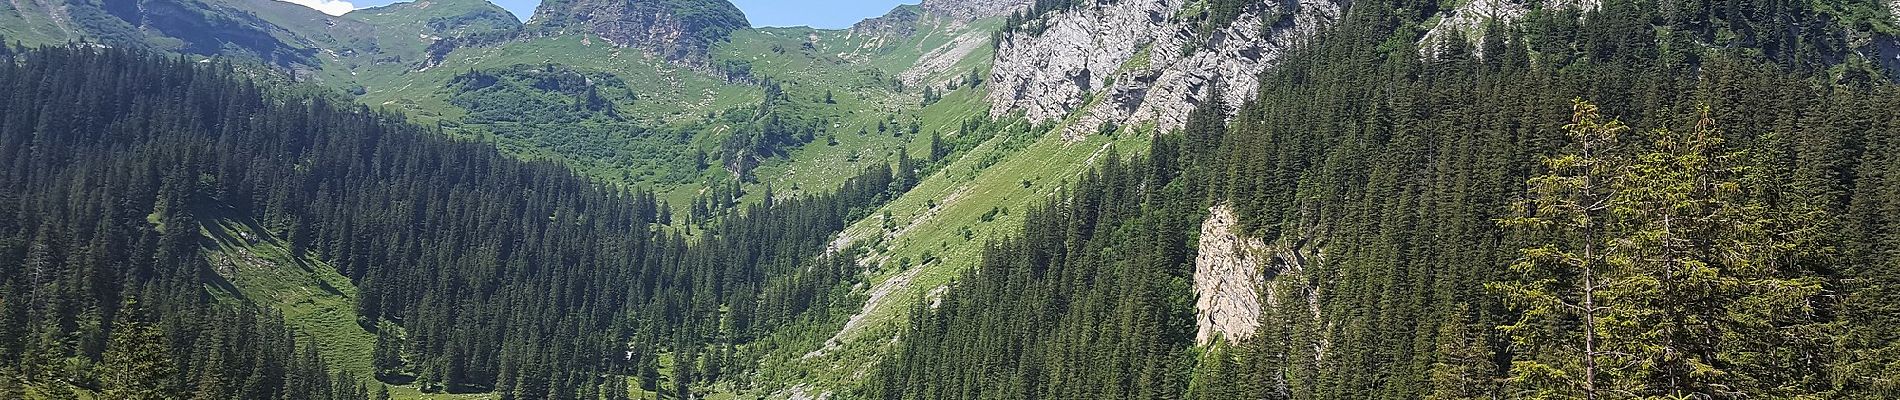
[
  {"left": 1418, "top": 0, "right": 1528, "bottom": 57},
  {"left": 848, "top": 0, "right": 1030, "bottom": 85},
  {"left": 1195, "top": 204, "right": 1268, "bottom": 345},
  {"left": 986, "top": 0, "right": 1343, "bottom": 139},
  {"left": 1418, "top": 0, "right": 1602, "bottom": 58},
  {"left": 1892, "top": 0, "right": 1900, "bottom": 25},
  {"left": 897, "top": 28, "right": 991, "bottom": 87}
]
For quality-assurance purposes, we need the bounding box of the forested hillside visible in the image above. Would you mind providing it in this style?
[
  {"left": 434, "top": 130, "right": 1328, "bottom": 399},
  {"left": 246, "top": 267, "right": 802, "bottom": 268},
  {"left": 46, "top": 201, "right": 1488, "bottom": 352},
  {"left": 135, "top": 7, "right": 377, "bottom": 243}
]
[
  {"left": 872, "top": 0, "right": 1900, "bottom": 399},
  {"left": 6, "top": 0, "right": 1900, "bottom": 397},
  {"left": 0, "top": 43, "right": 916, "bottom": 398}
]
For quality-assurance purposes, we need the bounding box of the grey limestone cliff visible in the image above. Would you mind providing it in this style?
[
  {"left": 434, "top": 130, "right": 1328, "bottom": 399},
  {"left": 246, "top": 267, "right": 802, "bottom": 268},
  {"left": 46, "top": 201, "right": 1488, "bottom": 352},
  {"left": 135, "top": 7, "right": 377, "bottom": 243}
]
[
  {"left": 985, "top": 0, "right": 1342, "bottom": 139},
  {"left": 1194, "top": 204, "right": 1268, "bottom": 346}
]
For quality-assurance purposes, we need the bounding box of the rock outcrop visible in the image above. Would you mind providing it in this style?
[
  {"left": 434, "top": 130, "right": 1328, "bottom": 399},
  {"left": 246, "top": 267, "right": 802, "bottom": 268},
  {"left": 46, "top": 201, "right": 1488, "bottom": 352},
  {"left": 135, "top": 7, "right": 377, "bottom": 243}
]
[
  {"left": 526, "top": 0, "right": 747, "bottom": 62},
  {"left": 1194, "top": 204, "right": 1268, "bottom": 346},
  {"left": 852, "top": 0, "right": 1031, "bottom": 36},
  {"left": 986, "top": 0, "right": 1342, "bottom": 139},
  {"left": 1418, "top": 0, "right": 1528, "bottom": 57},
  {"left": 1892, "top": 0, "right": 1900, "bottom": 25}
]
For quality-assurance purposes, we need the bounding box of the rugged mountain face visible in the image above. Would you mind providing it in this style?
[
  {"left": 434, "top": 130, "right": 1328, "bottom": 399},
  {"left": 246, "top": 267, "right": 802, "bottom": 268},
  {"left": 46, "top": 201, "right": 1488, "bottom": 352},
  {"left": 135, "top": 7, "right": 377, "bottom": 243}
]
[
  {"left": 985, "top": 0, "right": 1342, "bottom": 139},
  {"left": 526, "top": 0, "right": 747, "bottom": 62}
]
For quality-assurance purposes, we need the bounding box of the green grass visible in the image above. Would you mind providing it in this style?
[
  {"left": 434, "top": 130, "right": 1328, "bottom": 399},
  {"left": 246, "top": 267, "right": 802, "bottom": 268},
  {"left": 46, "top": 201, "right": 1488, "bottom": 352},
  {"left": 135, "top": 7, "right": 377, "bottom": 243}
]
[
  {"left": 0, "top": 0, "right": 73, "bottom": 46},
  {"left": 342, "top": 0, "right": 521, "bottom": 61},
  {"left": 768, "top": 109, "right": 1155, "bottom": 396},
  {"left": 198, "top": 212, "right": 495, "bottom": 399}
]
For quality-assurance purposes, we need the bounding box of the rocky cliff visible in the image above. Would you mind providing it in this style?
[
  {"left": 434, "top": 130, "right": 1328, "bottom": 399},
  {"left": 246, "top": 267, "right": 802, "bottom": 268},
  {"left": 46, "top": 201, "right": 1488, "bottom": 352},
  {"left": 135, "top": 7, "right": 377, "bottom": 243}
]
[
  {"left": 985, "top": 0, "right": 1342, "bottom": 139},
  {"left": 1194, "top": 204, "right": 1268, "bottom": 345},
  {"left": 1195, "top": 203, "right": 1331, "bottom": 351},
  {"left": 526, "top": 0, "right": 747, "bottom": 62}
]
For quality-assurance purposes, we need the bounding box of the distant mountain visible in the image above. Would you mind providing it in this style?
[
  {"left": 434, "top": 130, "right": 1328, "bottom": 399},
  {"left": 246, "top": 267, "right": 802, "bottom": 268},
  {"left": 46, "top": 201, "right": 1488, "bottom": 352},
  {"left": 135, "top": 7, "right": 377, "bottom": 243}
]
[
  {"left": 0, "top": 0, "right": 364, "bottom": 70},
  {"left": 525, "top": 0, "right": 747, "bottom": 62},
  {"left": 345, "top": 0, "right": 520, "bottom": 58}
]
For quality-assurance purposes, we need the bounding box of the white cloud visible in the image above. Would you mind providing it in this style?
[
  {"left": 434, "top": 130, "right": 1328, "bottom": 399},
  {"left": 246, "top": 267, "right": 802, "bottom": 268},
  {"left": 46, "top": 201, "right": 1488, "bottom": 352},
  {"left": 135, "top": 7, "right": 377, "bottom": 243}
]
[{"left": 280, "top": 0, "right": 356, "bottom": 16}]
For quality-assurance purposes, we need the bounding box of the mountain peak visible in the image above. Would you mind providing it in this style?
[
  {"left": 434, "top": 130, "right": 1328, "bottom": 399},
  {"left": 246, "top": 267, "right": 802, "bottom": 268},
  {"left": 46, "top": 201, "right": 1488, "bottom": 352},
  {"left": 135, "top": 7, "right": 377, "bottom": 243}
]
[{"left": 526, "top": 0, "right": 748, "bottom": 62}]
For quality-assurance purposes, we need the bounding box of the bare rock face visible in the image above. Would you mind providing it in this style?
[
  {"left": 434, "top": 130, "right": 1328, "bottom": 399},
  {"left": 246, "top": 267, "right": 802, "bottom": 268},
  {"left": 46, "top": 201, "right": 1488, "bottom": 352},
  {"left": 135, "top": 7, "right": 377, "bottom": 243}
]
[
  {"left": 526, "top": 0, "right": 747, "bottom": 62},
  {"left": 1194, "top": 204, "right": 1268, "bottom": 346},
  {"left": 1418, "top": 0, "right": 1528, "bottom": 57},
  {"left": 986, "top": 0, "right": 1343, "bottom": 139},
  {"left": 1418, "top": 0, "right": 1602, "bottom": 58}
]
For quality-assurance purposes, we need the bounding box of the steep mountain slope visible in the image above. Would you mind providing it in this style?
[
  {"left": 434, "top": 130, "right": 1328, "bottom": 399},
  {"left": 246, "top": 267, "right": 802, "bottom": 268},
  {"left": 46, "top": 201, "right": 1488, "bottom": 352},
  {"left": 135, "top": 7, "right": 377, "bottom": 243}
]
[
  {"left": 0, "top": 0, "right": 364, "bottom": 70},
  {"left": 11, "top": 0, "right": 1900, "bottom": 398},
  {"left": 785, "top": 1, "right": 1345, "bottom": 394},
  {"left": 867, "top": 0, "right": 1900, "bottom": 397}
]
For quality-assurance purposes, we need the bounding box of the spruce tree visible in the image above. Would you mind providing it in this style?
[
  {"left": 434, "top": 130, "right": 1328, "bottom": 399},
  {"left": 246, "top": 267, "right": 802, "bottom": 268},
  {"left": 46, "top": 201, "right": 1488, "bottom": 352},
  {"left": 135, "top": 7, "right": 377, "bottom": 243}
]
[{"left": 101, "top": 299, "right": 178, "bottom": 400}]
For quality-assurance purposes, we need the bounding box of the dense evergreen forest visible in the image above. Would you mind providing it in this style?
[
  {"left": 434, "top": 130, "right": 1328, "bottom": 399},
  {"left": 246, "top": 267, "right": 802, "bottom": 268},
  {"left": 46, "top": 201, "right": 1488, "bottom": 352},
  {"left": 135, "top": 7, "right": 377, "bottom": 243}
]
[
  {"left": 872, "top": 0, "right": 1900, "bottom": 399},
  {"left": 0, "top": 43, "right": 909, "bottom": 398},
  {"left": 7, "top": 0, "right": 1900, "bottom": 397}
]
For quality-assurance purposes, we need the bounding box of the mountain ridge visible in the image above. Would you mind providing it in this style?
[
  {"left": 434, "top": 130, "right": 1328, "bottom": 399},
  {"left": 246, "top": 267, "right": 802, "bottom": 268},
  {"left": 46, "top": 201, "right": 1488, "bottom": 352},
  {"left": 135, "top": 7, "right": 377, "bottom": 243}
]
[{"left": 524, "top": 0, "right": 746, "bottom": 62}]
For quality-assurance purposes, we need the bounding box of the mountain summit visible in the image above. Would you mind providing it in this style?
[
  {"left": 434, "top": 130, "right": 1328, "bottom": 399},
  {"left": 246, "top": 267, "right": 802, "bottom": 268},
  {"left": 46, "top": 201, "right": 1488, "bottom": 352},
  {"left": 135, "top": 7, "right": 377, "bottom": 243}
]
[{"left": 526, "top": 0, "right": 747, "bottom": 62}]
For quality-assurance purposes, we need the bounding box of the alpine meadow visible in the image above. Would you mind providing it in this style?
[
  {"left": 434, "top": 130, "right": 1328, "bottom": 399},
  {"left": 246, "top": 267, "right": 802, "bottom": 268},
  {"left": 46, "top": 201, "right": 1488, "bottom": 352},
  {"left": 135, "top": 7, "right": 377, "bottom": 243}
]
[{"left": 2, "top": 0, "right": 1900, "bottom": 399}]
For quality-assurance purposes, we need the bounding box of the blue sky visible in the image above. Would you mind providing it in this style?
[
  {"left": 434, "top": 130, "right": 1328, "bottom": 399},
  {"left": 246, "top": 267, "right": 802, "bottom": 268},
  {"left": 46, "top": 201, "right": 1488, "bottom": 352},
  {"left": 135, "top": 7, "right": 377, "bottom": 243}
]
[{"left": 305, "top": 0, "right": 913, "bottom": 29}]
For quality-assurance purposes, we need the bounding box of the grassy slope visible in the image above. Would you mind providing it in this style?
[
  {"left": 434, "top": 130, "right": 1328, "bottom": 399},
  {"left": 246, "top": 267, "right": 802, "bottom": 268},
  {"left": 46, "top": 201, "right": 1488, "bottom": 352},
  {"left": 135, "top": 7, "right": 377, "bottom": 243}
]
[
  {"left": 740, "top": 18, "right": 1171, "bottom": 397},
  {"left": 342, "top": 0, "right": 520, "bottom": 62},
  {"left": 0, "top": 0, "right": 71, "bottom": 45},
  {"left": 200, "top": 215, "right": 494, "bottom": 399},
  {"left": 798, "top": 119, "right": 1154, "bottom": 395}
]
